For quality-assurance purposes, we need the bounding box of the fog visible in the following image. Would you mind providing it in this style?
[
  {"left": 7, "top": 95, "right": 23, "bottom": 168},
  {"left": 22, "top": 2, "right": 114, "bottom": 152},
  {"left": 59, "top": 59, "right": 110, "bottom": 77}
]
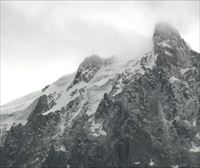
[{"left": 1, "top": 1, "right": 199, "bottom": 104}]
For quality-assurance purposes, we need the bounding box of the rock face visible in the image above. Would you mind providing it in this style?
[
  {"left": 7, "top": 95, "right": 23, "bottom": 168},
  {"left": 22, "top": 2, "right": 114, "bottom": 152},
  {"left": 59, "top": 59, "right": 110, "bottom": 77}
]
[
  {"left": 0, "top": 23, "right": 199, "bottom": 168},
  {"left": 153, "top": 22, "right": 192, "bottom": 68}
]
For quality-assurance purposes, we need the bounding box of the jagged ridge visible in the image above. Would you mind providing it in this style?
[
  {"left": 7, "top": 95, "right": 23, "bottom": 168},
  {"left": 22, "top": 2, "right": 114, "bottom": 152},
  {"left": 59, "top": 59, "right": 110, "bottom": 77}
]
[{"left": 0, "top": 22, "right": 199, "bottom": 168}]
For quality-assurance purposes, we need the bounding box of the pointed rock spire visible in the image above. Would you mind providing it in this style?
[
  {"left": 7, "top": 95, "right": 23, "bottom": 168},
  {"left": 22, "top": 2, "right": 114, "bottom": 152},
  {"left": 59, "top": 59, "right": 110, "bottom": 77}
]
[
  {"left": 153, "top": 22, "right": 191, "bottom": 67},
  {"left": 72, "top": 55, "right": 103, "bottom": 85}
]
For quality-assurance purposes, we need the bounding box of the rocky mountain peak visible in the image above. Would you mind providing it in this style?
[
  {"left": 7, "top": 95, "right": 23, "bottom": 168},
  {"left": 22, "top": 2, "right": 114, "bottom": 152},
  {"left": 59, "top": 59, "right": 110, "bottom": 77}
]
[
  {"left": 153, "top": 22, "right": 181, "bottom": 42},
  {"left": 153, "top": 22, "right": 191, "bottom": 68},
  {"left": 72, "top": 55, "right": 103, "bottom": 85},
  {"left": 81, "top": 55, "right": 103, "bottom": 67}
]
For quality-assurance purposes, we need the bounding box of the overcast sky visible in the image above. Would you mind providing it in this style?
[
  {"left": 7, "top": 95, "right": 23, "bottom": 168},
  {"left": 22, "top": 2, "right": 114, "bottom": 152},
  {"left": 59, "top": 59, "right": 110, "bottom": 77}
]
[{"left": 1, "top": 1, "right": 199, "bottom": 105}]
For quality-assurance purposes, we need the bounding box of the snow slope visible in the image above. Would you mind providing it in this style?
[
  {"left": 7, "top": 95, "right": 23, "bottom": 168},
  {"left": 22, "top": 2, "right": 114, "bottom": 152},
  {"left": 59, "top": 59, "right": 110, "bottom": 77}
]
[
  {"left": 0, "top": 91, "right": 41, "bottom": 131},
  {"left": 1, "top": 91, "right": 41, "bottom": 115},
  {"left": 0, "top": 73, "right": 75, "bottom": 131}
]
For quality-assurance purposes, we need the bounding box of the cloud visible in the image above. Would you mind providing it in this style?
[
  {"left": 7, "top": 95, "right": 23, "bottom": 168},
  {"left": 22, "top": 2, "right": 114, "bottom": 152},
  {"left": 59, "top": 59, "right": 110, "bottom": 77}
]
[{"left": 1, "top": 1, "right": 199, "bottom": 104}]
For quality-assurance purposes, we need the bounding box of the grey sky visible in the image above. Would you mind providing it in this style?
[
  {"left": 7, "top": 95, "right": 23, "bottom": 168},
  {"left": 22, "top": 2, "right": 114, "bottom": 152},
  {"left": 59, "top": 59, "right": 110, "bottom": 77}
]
[{"left": 1, "top": 1, "right": 199, "bottom": 105}]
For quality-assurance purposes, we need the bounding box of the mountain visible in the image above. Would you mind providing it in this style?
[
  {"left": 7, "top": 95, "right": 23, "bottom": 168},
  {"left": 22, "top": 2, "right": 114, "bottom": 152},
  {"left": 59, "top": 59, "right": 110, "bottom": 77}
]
[{"left": 0, "top": 22, "right": 199, "bottom": 168}]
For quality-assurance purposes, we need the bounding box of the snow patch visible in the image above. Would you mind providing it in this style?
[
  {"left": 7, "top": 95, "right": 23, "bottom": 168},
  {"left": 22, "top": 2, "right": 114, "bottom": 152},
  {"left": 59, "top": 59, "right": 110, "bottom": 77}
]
[
  {"left": 42, "top": 73, "right": 75, "bottom": 115},
  {"left": 171, "top": 165, "right": 179, "bottom": 168},
  {"left": 43, "top": 81, "right": 85, "bottom": 116},
  {"left": 183, "top": 120, "right": 191, "bottom": 126},
  {"left": 180, "top": 68, "right": 189, "bottom": 75},
  {"left": 165, "top": 50, "right": 173, "bottom": 56},
  {"left": 93, "top": 77, "right": 109, "bottom": 86},
  {"left": 134, "top": 161, "right": 140, "bottom": 165},
  {"left": 169, "top": 76, "right": 180, "bottom": 83},
  {"left": 142, "top": 52, "right": 157, "bottom": 70},
  {"left": 131, "top": 60, "right": 145, "bottom": 75},
  {"left": 58, "top": 145, "right": 66, "bottom": 152},
  {"left": 86, "top": 73, "right": 116, "bottom": 115},
  {"left": 112, "top": 87, "right": 123, "bottom": 96},
  {"left": 195, "top": 132, "right": 200, "bottom": 140},
  {"left": 161, "top": 40, "right": 171, "bottom": 48},
  {"left": 58, "top": 118, "right": 66, "bottom": 135},
  {"left": 90, "top": 120, "right": 106, "bottom": 137},
  {"left": 189, "top": 142, "right": 200, "bottom": 153},
  {"left": 149, "top": 159, "right": 155, "bottom": 166},
  {"left": 192, "top": 119, "right": 197, "bottom": 127}
]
